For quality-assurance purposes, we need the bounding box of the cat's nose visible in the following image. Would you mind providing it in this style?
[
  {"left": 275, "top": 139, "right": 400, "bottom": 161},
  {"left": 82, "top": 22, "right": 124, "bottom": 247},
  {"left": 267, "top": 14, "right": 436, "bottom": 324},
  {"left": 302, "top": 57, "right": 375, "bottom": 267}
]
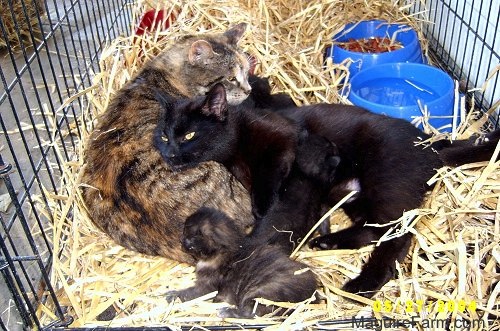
[
  {"left": 166, "top": 150, "right": 176, "bottom": 158},
  {"left": 182, "top": 238, "right": 193, "bottom": 250},
  {"left": 242, "top": 82, "right": 252, "bottom": 95}
]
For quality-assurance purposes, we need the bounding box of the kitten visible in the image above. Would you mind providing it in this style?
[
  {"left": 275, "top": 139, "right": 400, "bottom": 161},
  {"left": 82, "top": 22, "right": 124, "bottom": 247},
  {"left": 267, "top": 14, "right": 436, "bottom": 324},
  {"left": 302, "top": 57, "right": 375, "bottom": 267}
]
[
  {"left": 80, "top": 24, "right": 255, "bottom": 264},
  {"left": 169, "top": 207, "right": 318, "bottom": 318},
  {"left": 154, "top": 79, "right": 499, "bottom": 297},
  {"left": 275, "top": 103, "right": 500, "bottom": 297},
  {"left": 247, "top": 132, "right": 341, "bottom": 251},
  {"left": 241, "top": 74, "right": 297, "bottom": 110}
]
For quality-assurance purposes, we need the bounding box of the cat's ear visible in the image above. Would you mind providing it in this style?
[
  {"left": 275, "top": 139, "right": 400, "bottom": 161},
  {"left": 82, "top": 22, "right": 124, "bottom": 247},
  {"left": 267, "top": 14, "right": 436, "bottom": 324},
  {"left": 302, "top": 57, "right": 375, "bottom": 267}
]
[
  {"left": 201, "top": 84, "right": 228, "bottom": 121},
  {"left": 223, "top": 23, "right": 247, "bottom": 45},
  {"left": 328, "top": 156, "right": 341, "bottom": 169},
  {"left": 154, "top": 89, "right": 175, "bottom": 110},
  {"left": 188, "top": 40, "right": 214, "bottom": 65}
]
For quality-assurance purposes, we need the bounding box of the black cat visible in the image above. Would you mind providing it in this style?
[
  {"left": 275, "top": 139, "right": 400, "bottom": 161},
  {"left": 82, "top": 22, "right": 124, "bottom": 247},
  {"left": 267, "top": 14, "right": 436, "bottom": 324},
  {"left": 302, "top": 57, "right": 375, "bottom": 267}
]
[
  {"left": 168, "top": 207, "right": 318, "bottom": 318},
  {"left": 153, "top": 82, "right": 298, "bottom": 219},
  {"left": 275, "top": 99, "right": 500, "bottom": 297}
]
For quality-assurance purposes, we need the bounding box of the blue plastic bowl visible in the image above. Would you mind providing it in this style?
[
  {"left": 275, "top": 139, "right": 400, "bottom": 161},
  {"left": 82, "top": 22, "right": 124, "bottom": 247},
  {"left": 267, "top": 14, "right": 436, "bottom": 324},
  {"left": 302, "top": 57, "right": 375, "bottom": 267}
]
[
  {"left": 326, "top": 20, "right": 424, "bottom": 77},
  {"left": 348, "top": 63, "right": 456, "bottom": 131}
]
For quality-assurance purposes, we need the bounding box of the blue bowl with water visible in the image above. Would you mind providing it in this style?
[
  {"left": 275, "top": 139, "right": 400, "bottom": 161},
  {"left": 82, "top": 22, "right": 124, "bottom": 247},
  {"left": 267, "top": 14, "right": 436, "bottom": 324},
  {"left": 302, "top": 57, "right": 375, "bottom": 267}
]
[
  {"left": 348, "top": 63, "right": 456, "bottom": 131},
  {"left": 326, "top": 20, "right": 424, "bottom": 77}
]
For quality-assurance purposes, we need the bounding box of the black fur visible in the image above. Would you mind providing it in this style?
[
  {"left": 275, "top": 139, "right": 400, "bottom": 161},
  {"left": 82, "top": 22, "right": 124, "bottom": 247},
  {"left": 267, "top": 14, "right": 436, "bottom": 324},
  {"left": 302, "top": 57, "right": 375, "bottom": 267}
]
[
  {"left": 247, "top": 132, "right": 341, "bottom": 251},
  {"left": 154, "top": 82, "right": 298, "bottom": 219},
  {"left": 275, "top": 104, "right": 499, "bottom": 297}
]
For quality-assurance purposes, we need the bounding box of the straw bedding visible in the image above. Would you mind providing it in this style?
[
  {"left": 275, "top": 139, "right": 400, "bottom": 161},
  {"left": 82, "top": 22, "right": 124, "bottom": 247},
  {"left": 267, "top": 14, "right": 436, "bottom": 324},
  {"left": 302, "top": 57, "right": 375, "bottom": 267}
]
[
  {"left": 0, "top": 0, "right": 45, "bottom": 50},
  {"left": 36, "top": 0, "right": 499, "bottom": 329}
]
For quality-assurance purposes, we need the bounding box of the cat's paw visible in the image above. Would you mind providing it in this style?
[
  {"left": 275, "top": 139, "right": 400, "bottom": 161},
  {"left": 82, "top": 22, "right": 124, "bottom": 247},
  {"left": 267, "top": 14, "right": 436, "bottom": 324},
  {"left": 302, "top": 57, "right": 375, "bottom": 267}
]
[
  {"left": 217, "top": 307, "right": 253, "bottom": 319},
  {"left": 342, "top": 268, "right": 392, "bottom": 298},
  {"left": 165, "top": 290, "right": 182, "bottom": 303},
  {"left": 308, "top": 234, "right": 339, "bottom": 250},
  {"left": 166, "top": 289, "right": 193, "bottom": 303}
]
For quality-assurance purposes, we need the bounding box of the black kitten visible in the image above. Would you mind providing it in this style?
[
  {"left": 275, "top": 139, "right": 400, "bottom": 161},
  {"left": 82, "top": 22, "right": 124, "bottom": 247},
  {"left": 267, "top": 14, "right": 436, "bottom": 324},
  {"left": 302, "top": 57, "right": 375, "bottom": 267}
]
[
  {"left": 241, "top": 75, "right": 297, "bottom": 110},
  {"left": 247, "top": 131, "right": 341, "bottom": 251},
  {"left": 168, "top": 207, "right": 318, "bottom": 318}
]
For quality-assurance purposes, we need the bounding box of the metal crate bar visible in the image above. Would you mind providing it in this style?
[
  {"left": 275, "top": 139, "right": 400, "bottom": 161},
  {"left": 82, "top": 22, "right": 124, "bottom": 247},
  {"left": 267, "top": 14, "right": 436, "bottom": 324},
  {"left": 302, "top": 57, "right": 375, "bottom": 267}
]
[
  {"left": 412, "top": 0, "right": 500, "bottom": 125},
  {"left": 0, "top": 0, "right": 132, "bottom": 329}
]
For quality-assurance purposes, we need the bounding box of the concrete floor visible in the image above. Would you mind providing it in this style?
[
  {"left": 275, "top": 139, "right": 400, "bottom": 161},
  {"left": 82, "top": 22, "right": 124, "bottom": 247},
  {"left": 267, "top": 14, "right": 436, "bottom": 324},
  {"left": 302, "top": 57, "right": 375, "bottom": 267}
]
[{"left": 0, "top": 1, "right": 131, "bottom": 329}]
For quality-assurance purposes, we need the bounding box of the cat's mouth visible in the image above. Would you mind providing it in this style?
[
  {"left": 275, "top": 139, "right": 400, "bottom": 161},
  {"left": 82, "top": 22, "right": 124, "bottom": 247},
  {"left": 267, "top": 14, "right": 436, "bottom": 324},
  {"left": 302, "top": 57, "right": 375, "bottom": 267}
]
[
  {"left": 164, "top": 156, "right": 193, "bottom": 171},
  {"left": 167, "top": 162, "right": 190, "bottom": 172}
]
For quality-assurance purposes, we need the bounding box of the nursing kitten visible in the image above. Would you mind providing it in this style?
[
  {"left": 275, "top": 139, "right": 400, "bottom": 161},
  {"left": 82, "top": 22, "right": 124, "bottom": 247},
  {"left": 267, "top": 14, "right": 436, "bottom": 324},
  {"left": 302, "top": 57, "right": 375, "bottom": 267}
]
[
  {"left": 275, "top": 103, "right": 500, "bottom": 297},
  {"left": 247, "top": 132, "right": 341, "bottom": 251},
  {"left": 169, "top": 207, "right": 318, "bottom": 318},
  {"left": 154, "top": 79, "right": 500, "bottom": 297},
  {"left": 240, "top": 74, "right": 296, "bottom": 110},
  {"left": 80, "top": 24, "right": 254, "bottom": 264}
]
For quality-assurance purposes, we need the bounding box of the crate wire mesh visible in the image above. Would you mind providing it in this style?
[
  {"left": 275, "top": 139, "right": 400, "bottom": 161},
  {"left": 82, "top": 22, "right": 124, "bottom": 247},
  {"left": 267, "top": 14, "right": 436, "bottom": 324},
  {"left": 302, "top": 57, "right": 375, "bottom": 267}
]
[
  {"left": 412, "top": 0, "right": 499, "bottom": 121},
  {"left": 0, "top": 0, "right": 498, "bottom": 330},
  {"left": 0, "top": 0, "right": 132, "bottom": 329}
]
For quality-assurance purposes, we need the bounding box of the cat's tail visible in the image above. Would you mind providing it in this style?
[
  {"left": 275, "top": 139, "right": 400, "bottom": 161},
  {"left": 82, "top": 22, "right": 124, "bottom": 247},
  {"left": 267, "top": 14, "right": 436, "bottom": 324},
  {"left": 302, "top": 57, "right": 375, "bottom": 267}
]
[{"left": 434, "top": 129, "right": 500, "bottom": 167}]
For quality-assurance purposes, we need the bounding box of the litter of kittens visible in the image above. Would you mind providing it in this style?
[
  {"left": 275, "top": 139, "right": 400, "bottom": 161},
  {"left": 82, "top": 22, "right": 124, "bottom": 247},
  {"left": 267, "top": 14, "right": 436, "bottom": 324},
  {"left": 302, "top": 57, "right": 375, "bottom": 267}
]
[{"left": 37, "top": 0, "right": 499, "bottom": 329}]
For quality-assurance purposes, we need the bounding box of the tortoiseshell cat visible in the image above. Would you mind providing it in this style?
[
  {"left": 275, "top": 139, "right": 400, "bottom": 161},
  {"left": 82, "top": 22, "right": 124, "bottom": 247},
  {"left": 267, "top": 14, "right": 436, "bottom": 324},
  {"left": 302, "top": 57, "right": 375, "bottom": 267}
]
[
  {"left": 81, "top": 24, "right": 255, "bottom": 264},
  {"left": 170, "top": 207, "right": 318, "bottom": 318},
  {"left": 153, "top": 79, "right": 500, "bottom": 297}
]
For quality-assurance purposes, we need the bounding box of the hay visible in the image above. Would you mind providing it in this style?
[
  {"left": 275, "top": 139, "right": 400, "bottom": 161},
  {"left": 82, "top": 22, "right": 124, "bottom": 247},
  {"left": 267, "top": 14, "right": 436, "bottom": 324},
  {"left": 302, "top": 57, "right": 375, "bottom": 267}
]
[
  {"left": 37, "top": 0, "right": 499, "bottom": 329},
  {"left": 0, "top": 0, "right": 45, "bottom": 50}
]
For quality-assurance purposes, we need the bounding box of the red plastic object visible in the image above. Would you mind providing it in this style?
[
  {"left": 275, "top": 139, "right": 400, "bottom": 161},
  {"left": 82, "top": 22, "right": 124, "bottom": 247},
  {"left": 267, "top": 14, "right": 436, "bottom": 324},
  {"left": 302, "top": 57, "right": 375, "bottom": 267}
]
[{"left": 135, "top": 8, "right": 177, "bottom": 36}]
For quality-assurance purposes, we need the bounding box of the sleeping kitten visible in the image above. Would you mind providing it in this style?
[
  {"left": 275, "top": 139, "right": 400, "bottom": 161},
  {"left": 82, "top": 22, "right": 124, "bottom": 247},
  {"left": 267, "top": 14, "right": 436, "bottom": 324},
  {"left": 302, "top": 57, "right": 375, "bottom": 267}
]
[
  {"left": 154, "top": 80, "right": 500, "bottom": 297},
  {"left": 81, "top": 24, "right": 255, "bottom": 264},
  {"left": 166, "top": 132, "right": 342, "bottom": 317},
  {"left": 169, "top": 207, "right": 318, "bottom": 318}
]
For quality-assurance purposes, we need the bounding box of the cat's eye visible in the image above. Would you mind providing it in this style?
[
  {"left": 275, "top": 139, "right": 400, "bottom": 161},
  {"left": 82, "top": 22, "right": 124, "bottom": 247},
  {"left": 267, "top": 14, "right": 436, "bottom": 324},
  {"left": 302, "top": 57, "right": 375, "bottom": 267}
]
[
  {"left": 184, "top": 132, "right": 195, "bottom": 140},
  {"left": 227, "top": 76, "right": 237, "bottom": 82},
  {"left": 161, "top": 135, "right": 169, "bottom": 142}
]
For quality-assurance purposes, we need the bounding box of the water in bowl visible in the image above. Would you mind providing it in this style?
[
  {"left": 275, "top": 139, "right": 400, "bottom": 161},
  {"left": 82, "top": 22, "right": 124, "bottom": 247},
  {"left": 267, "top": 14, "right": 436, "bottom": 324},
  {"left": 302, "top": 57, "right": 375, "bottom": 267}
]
[{"left": 353, "top": 77, "right": 437, "bottom": 107}]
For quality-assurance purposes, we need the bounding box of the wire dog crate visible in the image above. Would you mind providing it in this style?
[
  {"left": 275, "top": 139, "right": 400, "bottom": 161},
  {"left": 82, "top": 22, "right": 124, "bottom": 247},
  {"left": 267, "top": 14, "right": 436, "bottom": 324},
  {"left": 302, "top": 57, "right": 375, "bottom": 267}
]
[
  {"left": 0, "top": 0, "right": 498, "bottom": 330},
  {"left": 0, "top": 0, "right": 132, "bottom": 329}
]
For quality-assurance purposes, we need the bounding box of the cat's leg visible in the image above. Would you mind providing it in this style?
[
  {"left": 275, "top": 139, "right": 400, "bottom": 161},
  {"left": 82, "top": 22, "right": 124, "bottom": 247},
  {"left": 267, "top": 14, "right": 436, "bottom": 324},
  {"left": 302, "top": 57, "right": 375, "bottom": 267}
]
[
  {"left": 310, "top": 229, "right": 412, "bottom": 297},
  {"left": 251, "top": 151, "right": 294, "bottom": 219},
  {"left": 309, "top": 197, "right": 377, "bottom": 250},
  {"left": 342, "top": 233, "right": 412, "bottom": 297},
  {"left": 218, "top": 299, "right": 278, "bottom": 318},
  {"left": 308, "top": 224, "right": 383, "bottom": 250},
  {"left": 218, "top": 305, "right": 255, "bottom": 319}
]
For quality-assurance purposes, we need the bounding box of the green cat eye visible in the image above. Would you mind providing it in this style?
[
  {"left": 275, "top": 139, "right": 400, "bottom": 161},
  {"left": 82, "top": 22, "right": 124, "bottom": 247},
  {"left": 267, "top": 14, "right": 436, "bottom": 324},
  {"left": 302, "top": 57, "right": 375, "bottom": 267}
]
[
  {"left": 161, "top": 135, "right": 169, "bottom": 142},
  {"left": 185, "top": 132, "right": 195, "bottom": 140}
]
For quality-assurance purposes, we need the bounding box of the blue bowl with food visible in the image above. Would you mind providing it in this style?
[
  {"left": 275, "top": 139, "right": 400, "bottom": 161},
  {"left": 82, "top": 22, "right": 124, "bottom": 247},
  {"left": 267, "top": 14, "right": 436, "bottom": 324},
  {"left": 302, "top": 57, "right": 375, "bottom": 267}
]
[
  {"left": 348, "top": 63, "right": 457, "bottom": 132},
  {"left": 325, "top": 20, "right": 424, "bottom": 77}
]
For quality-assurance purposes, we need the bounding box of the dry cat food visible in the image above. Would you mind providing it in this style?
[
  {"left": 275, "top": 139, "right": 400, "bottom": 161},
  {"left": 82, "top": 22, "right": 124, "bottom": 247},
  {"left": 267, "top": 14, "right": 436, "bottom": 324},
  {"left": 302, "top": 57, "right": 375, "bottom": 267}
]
[{"left": 336, "top": 37, "right": 403, "bottom": 53}]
